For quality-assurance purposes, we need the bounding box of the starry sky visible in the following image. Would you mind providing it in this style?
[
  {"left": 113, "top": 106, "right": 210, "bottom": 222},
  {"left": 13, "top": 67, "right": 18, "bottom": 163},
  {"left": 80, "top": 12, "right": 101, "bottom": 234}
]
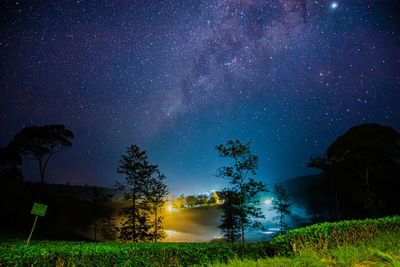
[{"left": 1, "top": 0, "right": 399, "bottom": 195}]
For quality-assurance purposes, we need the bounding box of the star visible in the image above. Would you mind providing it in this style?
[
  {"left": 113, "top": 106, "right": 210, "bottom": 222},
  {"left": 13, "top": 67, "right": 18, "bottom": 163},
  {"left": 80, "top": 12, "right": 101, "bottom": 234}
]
[{"left": 330, "top": 2, "right": 339, "bottom": 10}]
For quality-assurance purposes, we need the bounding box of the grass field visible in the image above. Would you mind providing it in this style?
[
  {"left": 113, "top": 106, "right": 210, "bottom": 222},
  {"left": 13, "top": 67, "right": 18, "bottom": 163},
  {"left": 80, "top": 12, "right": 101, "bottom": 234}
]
[
  {"left": 211, "top": 231, "right": 400, "bottom": 266},
  {"left": 1, "top": 216, "right": 399, "bottom": 266}
]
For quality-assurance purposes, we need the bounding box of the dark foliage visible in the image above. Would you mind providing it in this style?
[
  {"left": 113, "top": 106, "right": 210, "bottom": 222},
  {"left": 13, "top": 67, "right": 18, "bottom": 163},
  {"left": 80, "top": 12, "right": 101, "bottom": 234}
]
[
  {"left": 308, "top": 123, "right": 400, "bottom": 219},
  {"left": 271, "top": 185, "right": 292, "bottom": 234},
  {"left": 218, "top": 189, "right": 241, "bottom": 242},
  {"left": 216, "top": 140, "right": 268, "bottom": 244},
  {"left": 116, "top": 145, "right": 168, "bottom": 242},
  {"left": 142, "top": 172, "right": 169, "bottom": 242},
  {"left": 7, "top": 124, "right": 74, "bottom": 199}
]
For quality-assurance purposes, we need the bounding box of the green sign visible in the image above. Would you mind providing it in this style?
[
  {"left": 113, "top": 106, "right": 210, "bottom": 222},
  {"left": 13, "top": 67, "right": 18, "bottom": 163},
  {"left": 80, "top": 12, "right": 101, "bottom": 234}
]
[{"left": 31, "top": 203, "right": 48, "bottom": 217}]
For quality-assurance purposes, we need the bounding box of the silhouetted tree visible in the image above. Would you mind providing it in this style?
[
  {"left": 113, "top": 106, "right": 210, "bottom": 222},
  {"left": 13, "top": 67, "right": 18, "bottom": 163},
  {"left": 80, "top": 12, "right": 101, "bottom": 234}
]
[
  {"left": 309, "top": 123, "right": 400, "bottom": 218},
  {"left": 143, "top": 172, "right": 168, "bottom": 242},
  {"left": 326, "top": 124, "right": 399, "bottom": 217},
  {"left": 116, "top": 144, "right": 170, "bottom": 242},
  {"left": 184, "top": 195, "right": 197, "bottom": 207},
  {"left": 271, "top": 185, "right": 292, "bottom": 234},
  {"left": 216, "top": 140, "right": 268, "bottom": 244},
  {"left": 218, "top": 189, "right": 241, "bottom": 242},
  {"left": 8, "top": 125, "right": 73, "bottom": 198},
  {"left": 116, "top": 145, "right": 157, "bottom": 242}
]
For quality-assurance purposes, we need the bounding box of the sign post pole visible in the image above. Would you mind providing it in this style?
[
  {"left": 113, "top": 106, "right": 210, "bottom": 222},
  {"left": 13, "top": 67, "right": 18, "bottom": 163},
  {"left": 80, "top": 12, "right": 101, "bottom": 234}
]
[
  {"left": 25, "top": 215, "right": 38, "bottom": 248},
  {"left": 25, "top": 202, "right": 48, "bottom": 249}
]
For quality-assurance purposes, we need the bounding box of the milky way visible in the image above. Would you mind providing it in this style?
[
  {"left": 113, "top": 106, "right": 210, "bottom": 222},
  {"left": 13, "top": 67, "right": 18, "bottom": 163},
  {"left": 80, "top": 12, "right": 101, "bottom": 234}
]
[{"left": 1, "top": 0, "right": 399, "bottom": 194}]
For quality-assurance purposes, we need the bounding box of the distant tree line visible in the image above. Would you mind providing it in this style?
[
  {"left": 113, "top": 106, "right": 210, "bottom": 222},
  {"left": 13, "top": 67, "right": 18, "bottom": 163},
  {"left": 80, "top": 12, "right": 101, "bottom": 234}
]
[
  {"left": 0, "top": 125, "right": 117, "bottom": 241},
  {"left": 1, "top": 122, "right": 398, "bottom": 244},
  {"left": 172, "top": 193, "right": 219, "bottom": 209}
]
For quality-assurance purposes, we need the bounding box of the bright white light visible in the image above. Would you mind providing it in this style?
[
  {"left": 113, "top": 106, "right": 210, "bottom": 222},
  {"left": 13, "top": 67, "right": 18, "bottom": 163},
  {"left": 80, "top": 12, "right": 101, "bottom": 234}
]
[
  {"left": 264, "top": 198, "right": 273, "bottom": 205},
  {"left": 166, "top": 230, "right": 176, "bottom": 237},
  {"left": 262, "top": 231, "right": 274, "bottom": 235},
  {"left": 330, "top": 2, "right": 338, "bottom": 9},
  {"left": 167, "top": 205, "right": 173, "bottom": 212}
]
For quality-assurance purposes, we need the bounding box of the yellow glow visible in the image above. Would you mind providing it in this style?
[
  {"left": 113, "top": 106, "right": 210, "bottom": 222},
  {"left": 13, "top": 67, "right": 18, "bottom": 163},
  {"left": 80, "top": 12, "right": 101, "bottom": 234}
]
[{"left": 167, "top": 205, "right": 173, "bottom": 212}]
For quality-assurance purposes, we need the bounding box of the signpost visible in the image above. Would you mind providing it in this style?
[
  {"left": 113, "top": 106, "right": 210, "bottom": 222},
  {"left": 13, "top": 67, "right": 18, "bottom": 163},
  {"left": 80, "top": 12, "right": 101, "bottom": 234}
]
[
  {"left": 26, "top": 203, "right": 48, "bottom": 248},
  {"left": 31, "top": 203, "right": 47, "bottom": 216}
]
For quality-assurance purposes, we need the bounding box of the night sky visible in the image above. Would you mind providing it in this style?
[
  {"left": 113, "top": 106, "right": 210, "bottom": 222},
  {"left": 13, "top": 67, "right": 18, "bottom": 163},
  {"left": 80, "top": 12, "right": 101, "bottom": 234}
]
[{"left": 1, "top": 0, "right": 399, "bottom": 195}]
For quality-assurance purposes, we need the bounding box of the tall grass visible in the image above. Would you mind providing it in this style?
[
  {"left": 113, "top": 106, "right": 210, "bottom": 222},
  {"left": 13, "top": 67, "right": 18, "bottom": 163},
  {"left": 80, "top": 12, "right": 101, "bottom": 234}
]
[{"left": 211, "top": 231, "right": 400, "bottom": 267}]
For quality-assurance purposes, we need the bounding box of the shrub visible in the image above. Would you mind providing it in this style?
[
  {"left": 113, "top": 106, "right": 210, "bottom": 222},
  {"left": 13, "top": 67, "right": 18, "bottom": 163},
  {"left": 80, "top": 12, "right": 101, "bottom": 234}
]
[
  {"left": 271, "top": 216, "right": 400, "bottom": 254},
  {"left": 1, "top": 216, "right": 399, "bottom": 266}
]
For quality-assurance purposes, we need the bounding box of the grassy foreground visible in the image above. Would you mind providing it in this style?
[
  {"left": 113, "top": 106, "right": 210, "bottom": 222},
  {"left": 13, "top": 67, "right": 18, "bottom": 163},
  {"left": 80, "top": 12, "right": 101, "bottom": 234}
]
[
  {"left": 211, "top": 231, "right": 400, "bottom": 266},
  {"left": 0, "top": 216, "right": 399, "bottom": 266}
]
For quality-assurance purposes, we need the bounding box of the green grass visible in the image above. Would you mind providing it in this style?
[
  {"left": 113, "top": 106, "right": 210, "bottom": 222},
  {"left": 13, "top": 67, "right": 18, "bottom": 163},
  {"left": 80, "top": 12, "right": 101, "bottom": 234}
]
[
  {"left": 271, "top": 215, "right": 400, "bottom": 255},
  {"left": 0, "top": 216, "right": 399, "bottom": 266},
  {"left": 211, "top": 231, "right": 400, "bottom": 266}
]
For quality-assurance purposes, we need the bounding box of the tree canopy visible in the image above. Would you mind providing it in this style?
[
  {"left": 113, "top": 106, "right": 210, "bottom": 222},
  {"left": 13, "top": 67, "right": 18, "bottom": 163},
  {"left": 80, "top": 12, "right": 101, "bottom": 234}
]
[
  {"left": 308, "top": 123, "right": 400, "bottom": 218},
  {"left": 7, "top": 124, "right": 74, "bottom": 199},
  {"left": 216, "top": 140, "right": 268, "bottom": 244},
  {"left": 116, "top": 144, "right": 168, "bottom": 242}
]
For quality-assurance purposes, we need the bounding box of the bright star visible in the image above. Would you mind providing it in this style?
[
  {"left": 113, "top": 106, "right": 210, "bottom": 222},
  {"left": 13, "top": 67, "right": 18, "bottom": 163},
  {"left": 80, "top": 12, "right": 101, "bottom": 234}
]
[{"left": 331, "top": 2, "right": 339, "bottom": 9}]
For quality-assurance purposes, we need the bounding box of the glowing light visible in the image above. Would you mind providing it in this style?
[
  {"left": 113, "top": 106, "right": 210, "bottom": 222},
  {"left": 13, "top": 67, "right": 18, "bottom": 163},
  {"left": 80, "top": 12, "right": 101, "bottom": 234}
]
[
  {"left": 262, "top": 231, "right": 274, "bottom": 235},
  {"left": 166, "top": 230, "right": 176, "bottom": 237},
  {"left": 330, "top": 2, "right": 338, "bottom": 9},
  {"left": 167, "top": 205, "right": 173, "bottom": 211},
  {"left": 264, "top": 198, "right": 273, "bottom": 205}
]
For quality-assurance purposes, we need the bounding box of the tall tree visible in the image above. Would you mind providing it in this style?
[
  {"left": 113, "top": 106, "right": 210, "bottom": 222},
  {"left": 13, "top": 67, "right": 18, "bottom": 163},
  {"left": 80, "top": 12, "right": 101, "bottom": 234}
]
[
  {"left": 218, "top": 189, "right": 241, "bottom": 242},
  {"left": 308, "top": 123, "right": 400, "bottom": 218},
  {"left": 216, "top": 140, "right": 268, "bottom": 244},
  {"left": 143, "top": 172, "right": 168, "bottom": 242},
  {"left": 271, "top": 185, "right": 292, "bottom": 234},
  {"left": 326, "top": 124, "right": 399, "bottom": 216},
  {"left": 117, "top": 145, "right": 155, "bottom": 242},
  {"left": 8, "top": 125, "right": 73, "bottom": 198}
]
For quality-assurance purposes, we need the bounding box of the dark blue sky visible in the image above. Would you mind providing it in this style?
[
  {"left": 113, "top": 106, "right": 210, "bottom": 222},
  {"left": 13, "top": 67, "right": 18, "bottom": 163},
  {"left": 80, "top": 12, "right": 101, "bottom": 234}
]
[{"left": 1, "top": 0, "right": 399, "bottom": 194}]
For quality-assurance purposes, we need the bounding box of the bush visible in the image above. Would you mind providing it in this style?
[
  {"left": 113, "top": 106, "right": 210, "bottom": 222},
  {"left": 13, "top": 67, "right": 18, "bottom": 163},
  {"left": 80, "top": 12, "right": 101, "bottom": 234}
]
[
  {"left": 0, "top": 241, "right": 274, "bottom": 266},
  {"left": 271, "top": 216, "right": 400, "bottom": 255},
  {"left": 1, "top": 216, "right": 399, "bottom": 266}
]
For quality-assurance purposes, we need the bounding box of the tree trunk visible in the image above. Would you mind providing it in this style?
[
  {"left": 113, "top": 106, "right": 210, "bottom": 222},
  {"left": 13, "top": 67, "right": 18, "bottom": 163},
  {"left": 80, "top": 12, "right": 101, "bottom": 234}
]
[
  {"left": 241, "top": 222, "right": 244, "bottom": 244},
  {"left": 154, "top": 207, "right": 157, "bottom": 242},
  {"left": 328, "top": 176, "right": 340, "bottom": 221},
  {"left": 94, "top": 222, "right": 97, "bottom": 241},
  {"left": 363, "top": 164, "right": 376, "bottom": 216},
  {"left": 240, "top": 180, "right": 245, "bottom": 245},
  {"left": 132, "top": 189, "right": 136, "bottom": 242},
  {"left": 38, "top": 158, "right": 45, "bottom": 201}
]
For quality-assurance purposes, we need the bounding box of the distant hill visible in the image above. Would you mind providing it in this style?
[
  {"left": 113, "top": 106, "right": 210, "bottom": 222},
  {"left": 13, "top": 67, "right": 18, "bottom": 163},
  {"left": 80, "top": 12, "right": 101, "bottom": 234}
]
[
  {"left": 44, "top": 183, "right": 124, "bottom": 201},
  {"left": 277, "top": 174, "right": 322, "bottom": 194},
  {"left": 275, "top": 174, "right": 323, "bottom": 207}
]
